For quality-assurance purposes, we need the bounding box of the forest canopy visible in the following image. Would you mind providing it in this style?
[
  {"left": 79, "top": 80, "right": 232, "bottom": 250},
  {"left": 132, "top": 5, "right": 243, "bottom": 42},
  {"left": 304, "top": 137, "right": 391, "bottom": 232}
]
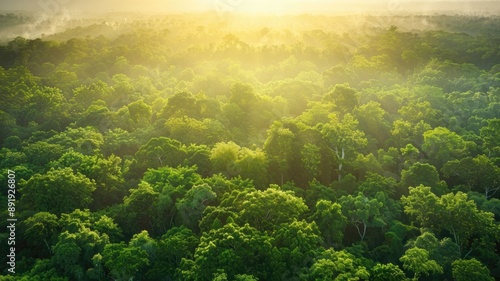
[{"left": 0, "top": 10, "right": 500, "bottom": 281}]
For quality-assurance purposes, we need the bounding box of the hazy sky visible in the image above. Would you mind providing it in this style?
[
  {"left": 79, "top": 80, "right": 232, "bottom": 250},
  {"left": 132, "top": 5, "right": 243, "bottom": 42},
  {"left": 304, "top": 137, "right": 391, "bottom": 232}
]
[{"left": 1, "top": 0, "right": 499, "bottom": 14}]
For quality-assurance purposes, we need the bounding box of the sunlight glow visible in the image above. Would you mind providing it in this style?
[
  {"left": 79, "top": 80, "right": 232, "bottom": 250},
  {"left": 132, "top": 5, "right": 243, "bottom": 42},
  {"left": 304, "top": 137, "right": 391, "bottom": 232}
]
[
  {"left": 211, "top": 0, "right": 351, "bottom": 15},
  {"left": 0, "top": 0, "right": 494, "bottom": 15}
]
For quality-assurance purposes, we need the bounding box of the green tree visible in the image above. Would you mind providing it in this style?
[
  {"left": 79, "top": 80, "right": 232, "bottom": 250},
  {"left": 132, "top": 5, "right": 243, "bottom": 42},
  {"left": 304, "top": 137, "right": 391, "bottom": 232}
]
[
  {"left": 51, "top": 233, "right": 83, "bottom": 279},
  {"left": 0, "top": 110, "right": 16, "bottom": 143},
  {"left": 322, "top": 113, "right": 368, "bottom": 180},
  {"left": 11, "top": 259, "right": 68, "bottom": 280},
  {"left": 238, "top": 187, "right": 308, "bottom": 232},
  {"left": 180, "top": 223, "right": 272, "bottom": 281},
  {"left": 23, "top": 141, "right": 65, "bottom": 168},
  {"left": 102, "top": 128, "right": 140, "bottom": 157},
  {"left": 422, "top": 127, "right": 466, "bottom": 169},
  {"left": 166, "top": 117, "right": 230, "bottom": 145},
  {"left": 451, "top": 258, "right": 494, "bottom": 281},
  {"left": 101, "top": 242, "right": 150, "bottom": 281},
  {"left": 27, "top": 86, "right": 67, "bottom": 128},
  {"left": 236, "top": 148, "right": 268, "bottom": 188},
  {"left": 160, "top": 91, "right": 199, "bottom": 119},
  {"left": 76, "top": 103, "right": 116, "bottom": 131},
  {"left": 52, "top": 225, "right": 109, "bottom": 280},
  {"left": 127, "top": 99, "right": 152, "bottom": 123},
  {"left": 439, "top": 191, "right": 499, "bottom": 257},
  {"left": 264, "top": 121, "right": 296, "bottom": 185},
  {"left": 301, "top": 143, "right": 321, "bottom": 180},
  {"left": 44, "top": 127, "right": 104, "bottom": 156},
  {"left": 134, "top": 137, "right": 186, "bottom": 170},
  {"left": 21, "top": 212, "right": 60, "bottom": 257},
  {"left": 402, "top": 186, "right": 500, "bottom": 257},
  {"left": 176, "top": 183, "right": 217, "bottom": 230},
  {"left": 305, "top": 249, "right": 370, "bottom": 281},
  {"left": 20, "top": 168, "right": 96, "bottom": 215},
  {"left": 272, "top": 220, "right": 323, "bottom": 279},
  {"left": 186, "top": 144, "right": 212, "bottom": 177},
  {"left": 210, "top": 141, "right": 240, "bottom": 177},
  {"left": 146, "top": 226, "right": 198, "bottom": 280},
  {"left": 358, "top": 172, "right": 398, "bottom": 198},
  {"left": 339, "top": 192, "right": 386, "bottom": 241},
  {"left": 353, "top": 101, "right": 391, "bottom": 147},
  {"left": 323, "top": 83, "right": 359, "bottom": 114},
  {"left": 405, "top": 231, "right": 460, "bottom": 278},
  {"left": 229, "top": 82, "right": 258, "bottom": 113},
  {"left": 480, "top": 118, "right": 500, "bottom": 157},
  {"left": 442, "top": 155, "right": 500, "bottom": 199},
  {"left": 310, "top": 200, "right": 347, "bottom": 247},
  {"left": 59, "top": 209, "right": 123, "bottom": 243},
  {"left": 400, "top": 185, "right": 442, "bottom": 230},
  {"left": 400, "top": 247, "right": 443, "bottom": 280},
  {"left": 400, "top": 162, "right": 448, "bottom": 195},
  {"left": 398, "top": 101, "right": 438, "bottom": 127},
  {"left": 371, "top": 263, "right": 408, "bottom": 281},
  {"left": 123, "top": 182, "right": 160, "bottom": 235},
  {"left": 72, "top": 81, "right": 113, "bottom": 109},
  {"left": 129, "top": 230, "right": 158, "bottom": 266},
  {"left": 390, "top": 120, "right": 431, "bottom": 149},
  {"left": 142, "top": 165, "right": 202, "bottom": 193},
  {"left": 400, "top": 144, "right": 420, "bottom": 169},
  {"left": 49, "top": 150, "right": 125, "bottom": 209}
]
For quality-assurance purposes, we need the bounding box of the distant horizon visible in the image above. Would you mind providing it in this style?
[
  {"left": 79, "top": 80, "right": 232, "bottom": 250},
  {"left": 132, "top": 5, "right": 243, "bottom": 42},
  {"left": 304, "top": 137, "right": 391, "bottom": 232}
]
[{"left": 1, "top": 0, "right": 499, "bottom": 15}]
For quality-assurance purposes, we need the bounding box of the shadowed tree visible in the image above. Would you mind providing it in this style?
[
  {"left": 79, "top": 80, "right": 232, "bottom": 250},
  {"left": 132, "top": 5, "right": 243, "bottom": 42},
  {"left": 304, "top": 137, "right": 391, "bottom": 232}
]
[
  {"left": 264, "top": 121, "right": 296, "bottom": 185},
  {"left": 442, "top": 155, "right": 500, "bottom": 199},
  {"left": 452, "top": 258, "right": 494, "bottom": 281},
  {"left": 20, "top": 168, "right": 96, "bottom": 215}
]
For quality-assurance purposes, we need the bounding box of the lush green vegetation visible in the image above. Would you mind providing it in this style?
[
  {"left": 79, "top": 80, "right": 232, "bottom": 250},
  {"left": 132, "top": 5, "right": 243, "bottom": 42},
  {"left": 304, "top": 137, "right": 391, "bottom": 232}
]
[{"left": 1, "top": 12, "right": 500, "bottom": 280}]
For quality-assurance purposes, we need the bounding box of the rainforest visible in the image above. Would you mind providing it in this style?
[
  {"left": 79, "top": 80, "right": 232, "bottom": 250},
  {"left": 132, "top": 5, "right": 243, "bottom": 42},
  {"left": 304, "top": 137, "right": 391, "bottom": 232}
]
[{"left": 0, "top": 3, "right": 500, "bottom": 281}]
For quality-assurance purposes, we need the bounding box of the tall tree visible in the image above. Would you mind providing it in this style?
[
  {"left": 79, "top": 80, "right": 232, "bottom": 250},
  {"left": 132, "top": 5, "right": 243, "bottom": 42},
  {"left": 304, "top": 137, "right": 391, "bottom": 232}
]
[
  {"left": 321, "top": 113, "right": 367, "bottom": 180},
  {"left": 309, "top": 200, "right": 347, "bottom": 247},
  {"left": 264, "top": 121, "right": 296, "bottom": 185},
  {"left": 480, "top": 118, "right": 500, "bottom": 157},
  {"left": 301, "top": 143, "right": 322, "bottom": 180},
  {"left": 339, "top": 192, "right": 386, "bottom": 241}
]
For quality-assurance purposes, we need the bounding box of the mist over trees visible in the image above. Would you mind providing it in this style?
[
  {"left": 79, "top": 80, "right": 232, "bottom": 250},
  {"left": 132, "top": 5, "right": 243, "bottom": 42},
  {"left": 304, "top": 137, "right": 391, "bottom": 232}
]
[{"left": 0, "top": 11, "right": 499, "bottom": 281}]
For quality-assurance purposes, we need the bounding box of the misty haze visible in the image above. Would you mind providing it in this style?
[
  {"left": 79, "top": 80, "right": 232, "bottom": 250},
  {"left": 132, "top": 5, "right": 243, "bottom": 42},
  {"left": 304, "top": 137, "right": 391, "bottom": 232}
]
[{"left": 1, "top": 0, "right": 499, "bottom": 280}]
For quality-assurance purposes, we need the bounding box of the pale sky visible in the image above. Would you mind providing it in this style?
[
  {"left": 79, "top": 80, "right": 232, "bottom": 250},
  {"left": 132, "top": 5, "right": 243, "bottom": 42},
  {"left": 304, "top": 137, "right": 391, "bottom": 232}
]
[{"left": 0, "top": 0, "right": 498, "bottom": 14}]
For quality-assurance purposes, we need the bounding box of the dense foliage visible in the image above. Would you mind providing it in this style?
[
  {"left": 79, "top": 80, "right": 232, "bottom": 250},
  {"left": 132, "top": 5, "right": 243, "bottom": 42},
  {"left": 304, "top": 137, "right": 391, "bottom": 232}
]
[{"left": 1, "top": 12, "right": 500, "bottom": 280}]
